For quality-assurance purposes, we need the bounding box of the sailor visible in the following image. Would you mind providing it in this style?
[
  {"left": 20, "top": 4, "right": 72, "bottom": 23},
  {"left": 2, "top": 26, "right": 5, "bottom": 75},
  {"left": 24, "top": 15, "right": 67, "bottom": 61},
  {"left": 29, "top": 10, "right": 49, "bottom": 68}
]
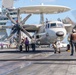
[
  {"left": 52, "top": 41, "right": 57, "bottom": 53},
  {"left": 70, "top": 29, "right": 76, "bottom": 56},
  {"left": 56, "top": 39, "right": 61, "bottom": 53},
  {"left": 31, "top": 36, "right": 36, "bottom": 51},
  {"left": 24, "top": 37, "right": 29, "bottom": 52}
]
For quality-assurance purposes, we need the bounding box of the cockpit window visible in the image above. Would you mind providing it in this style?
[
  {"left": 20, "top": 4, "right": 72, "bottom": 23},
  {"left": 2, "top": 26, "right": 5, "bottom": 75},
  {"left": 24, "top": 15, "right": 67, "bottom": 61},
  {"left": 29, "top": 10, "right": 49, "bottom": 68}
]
[
  {"left": 46, "top": 23, "right": 63, "bottom": 28},
  {"left": 48, "top": 24, "right": 50, "bottom": 28},
  {"left": 46, "top": 23, "right": 50, "bottom": 28},
  {"left": 57, "top": 24, "right": 63, "bottom": 27},
  {"left": 51, "top": 23, "right": 56, "bottom": 27}
]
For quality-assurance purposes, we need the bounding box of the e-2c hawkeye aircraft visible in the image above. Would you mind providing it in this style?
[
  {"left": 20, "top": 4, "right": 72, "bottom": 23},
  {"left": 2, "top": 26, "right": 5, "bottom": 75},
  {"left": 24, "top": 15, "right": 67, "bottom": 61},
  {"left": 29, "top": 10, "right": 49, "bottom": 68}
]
[{"left": 0, "top": 5, "right": 73, "bottom": 47}]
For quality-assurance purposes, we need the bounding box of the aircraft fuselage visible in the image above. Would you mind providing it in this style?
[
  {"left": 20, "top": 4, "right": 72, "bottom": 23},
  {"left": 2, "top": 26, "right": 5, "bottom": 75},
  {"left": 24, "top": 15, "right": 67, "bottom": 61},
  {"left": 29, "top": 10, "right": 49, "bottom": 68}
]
[{"left": 36, "top": 21, "right": 67, "bottom": 45}]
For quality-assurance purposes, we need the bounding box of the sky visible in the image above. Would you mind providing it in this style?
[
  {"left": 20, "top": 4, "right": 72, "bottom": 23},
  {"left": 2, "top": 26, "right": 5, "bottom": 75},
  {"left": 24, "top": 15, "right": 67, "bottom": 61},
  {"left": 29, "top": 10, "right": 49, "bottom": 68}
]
[
  {"left": 0, "top": 0, "right": 76, "bottom": 24},
  {"left": 13, "top": 0, "right": 76, "bottom": 24}
]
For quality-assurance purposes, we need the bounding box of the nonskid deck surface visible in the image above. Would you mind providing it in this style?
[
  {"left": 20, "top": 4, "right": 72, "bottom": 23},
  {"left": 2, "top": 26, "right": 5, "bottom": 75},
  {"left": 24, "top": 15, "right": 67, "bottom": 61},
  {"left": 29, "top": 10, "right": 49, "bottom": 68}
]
[{"left": 0, "top": 47, "right": 76, "bottom": 75}]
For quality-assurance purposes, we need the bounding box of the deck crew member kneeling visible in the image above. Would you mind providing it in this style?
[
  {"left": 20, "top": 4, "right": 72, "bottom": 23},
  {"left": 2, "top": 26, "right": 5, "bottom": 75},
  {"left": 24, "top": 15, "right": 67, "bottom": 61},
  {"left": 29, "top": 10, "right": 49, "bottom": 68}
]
[
  {"left": 53, "top": 40, "right": 61, "bottom": 53},
  {"left": 56, "top": 40, "right": 61, "bottom": 53}
]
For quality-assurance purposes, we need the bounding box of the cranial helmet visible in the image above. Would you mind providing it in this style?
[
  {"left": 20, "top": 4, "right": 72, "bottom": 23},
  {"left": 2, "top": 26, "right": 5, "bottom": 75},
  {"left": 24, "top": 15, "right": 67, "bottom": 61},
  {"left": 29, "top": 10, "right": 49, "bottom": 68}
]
[{"left": 72, "top": 29, "right": 76, "bottom": 33}]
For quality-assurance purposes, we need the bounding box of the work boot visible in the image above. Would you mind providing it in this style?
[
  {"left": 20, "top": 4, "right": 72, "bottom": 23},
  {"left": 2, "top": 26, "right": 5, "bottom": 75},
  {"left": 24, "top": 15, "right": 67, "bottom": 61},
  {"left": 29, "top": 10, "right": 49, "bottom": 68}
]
[{"left": 70, "top": 54, "right": 73, "bottom": 56}]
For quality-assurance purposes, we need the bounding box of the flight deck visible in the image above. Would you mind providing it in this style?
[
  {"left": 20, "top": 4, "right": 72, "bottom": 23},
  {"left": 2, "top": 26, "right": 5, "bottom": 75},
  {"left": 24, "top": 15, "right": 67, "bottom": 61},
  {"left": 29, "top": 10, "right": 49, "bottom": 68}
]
[{"left": 0, "top": 47, "right": 76, "bottom": 75}]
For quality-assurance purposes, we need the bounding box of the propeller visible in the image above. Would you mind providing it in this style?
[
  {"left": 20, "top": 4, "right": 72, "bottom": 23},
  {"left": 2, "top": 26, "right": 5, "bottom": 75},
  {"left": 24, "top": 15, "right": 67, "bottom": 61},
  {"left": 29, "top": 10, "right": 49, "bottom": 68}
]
[{"left": 5, "top": 8, "right": 32, "bottom": 48}]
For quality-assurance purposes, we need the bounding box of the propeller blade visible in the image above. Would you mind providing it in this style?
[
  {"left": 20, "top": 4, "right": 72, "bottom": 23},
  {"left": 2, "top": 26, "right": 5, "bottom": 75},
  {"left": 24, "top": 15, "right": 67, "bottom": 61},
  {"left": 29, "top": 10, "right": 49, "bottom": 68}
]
[
  {"left": 20, "top": 26, "right": 32, "bottom": 39},
  {"left": 7, "top": 29, "right": 17, "bottom": 40},
  {"left": 17, "top": 8, "right": 20, "bottom": 23},
  {"left": 0, "top": 25, "right": 12, "bottom": 29},
  {"left": 21, "top": 14, "right": 32, "bottom": 24},
  {"left": 6, "top": 13, "right": 17, "bottom": 24},
  {"left": 16, "top": 30, "right": 21, "bottom": 48}
]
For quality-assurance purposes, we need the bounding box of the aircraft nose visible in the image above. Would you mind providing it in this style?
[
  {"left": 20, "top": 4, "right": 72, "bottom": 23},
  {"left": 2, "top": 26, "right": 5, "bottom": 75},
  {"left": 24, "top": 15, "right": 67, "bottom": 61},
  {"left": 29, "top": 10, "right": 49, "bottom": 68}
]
[{"left": 56, "top": 31, "right": 64, "bottom": 37}]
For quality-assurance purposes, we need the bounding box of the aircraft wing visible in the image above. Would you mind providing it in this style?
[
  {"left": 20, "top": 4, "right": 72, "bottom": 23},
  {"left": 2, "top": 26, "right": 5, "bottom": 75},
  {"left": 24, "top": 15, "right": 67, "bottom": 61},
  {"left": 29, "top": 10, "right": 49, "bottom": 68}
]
[
  {"left": 23, "top": 24, "right": 42, "bottom": 32},
  {"left": 0, "top": 24, "right": 42, "bottom": 32},
  {"left": 64, "top": 24, "right": 73, "bottom": 33}
]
